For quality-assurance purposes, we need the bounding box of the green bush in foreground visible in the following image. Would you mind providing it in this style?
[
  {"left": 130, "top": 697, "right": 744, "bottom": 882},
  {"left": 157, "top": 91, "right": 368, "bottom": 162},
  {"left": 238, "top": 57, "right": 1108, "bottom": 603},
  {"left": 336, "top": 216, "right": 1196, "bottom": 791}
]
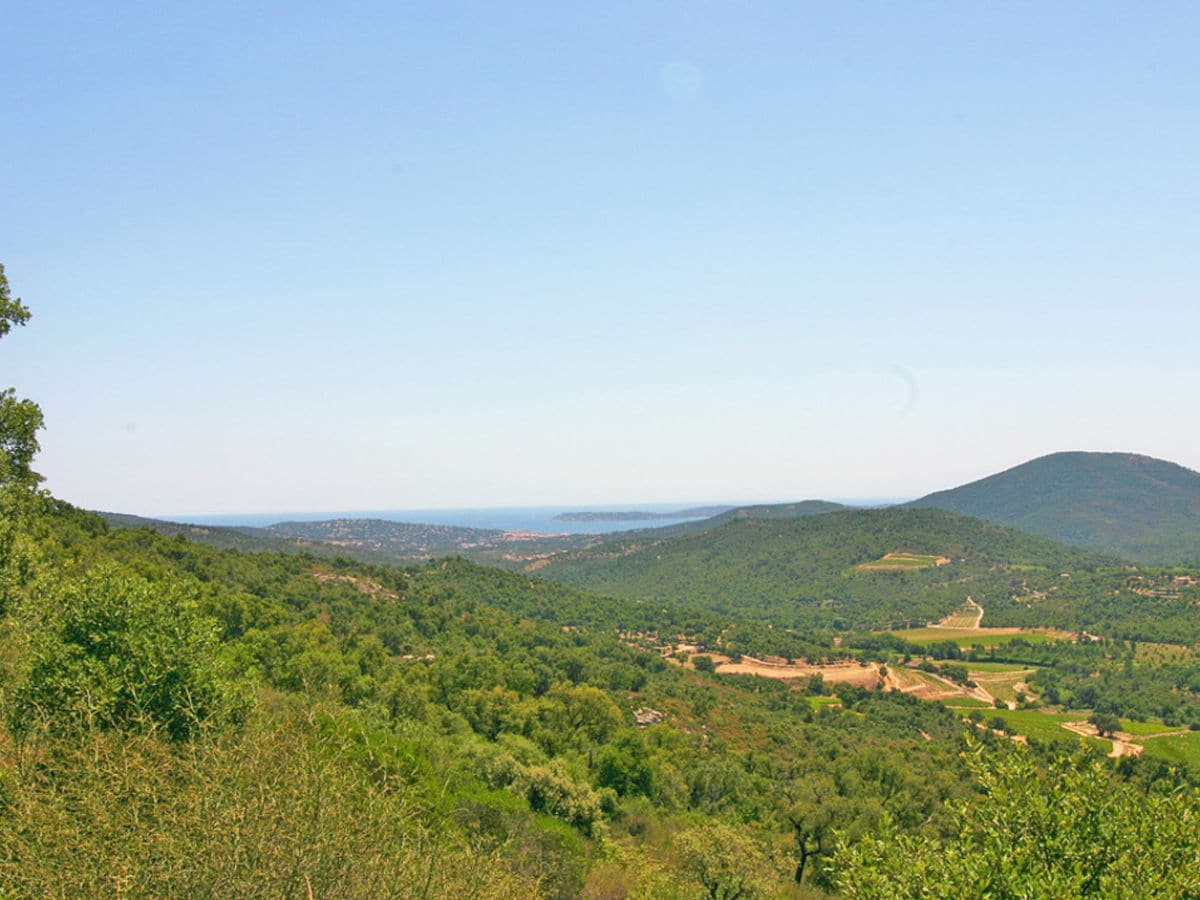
[
  {"left": 8, "top": 568, "right": 249, "bottom": 740},
  {"left": 833, "top": 741, "right": 1200, "bottom": 898}
]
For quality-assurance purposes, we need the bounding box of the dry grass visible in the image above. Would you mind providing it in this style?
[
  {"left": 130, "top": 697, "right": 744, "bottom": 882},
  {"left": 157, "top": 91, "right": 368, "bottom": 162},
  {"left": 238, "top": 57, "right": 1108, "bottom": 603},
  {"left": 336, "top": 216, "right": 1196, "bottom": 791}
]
[{"left": 0, "top": 701, "right": 543, "bottom": 899}]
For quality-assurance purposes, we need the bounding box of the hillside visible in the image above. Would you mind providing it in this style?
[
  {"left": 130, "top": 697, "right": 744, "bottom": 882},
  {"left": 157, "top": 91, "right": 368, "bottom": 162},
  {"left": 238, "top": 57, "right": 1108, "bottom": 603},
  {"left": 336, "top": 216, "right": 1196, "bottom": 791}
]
[
  {"left": 4, "top": 499, "right": 994, "bottom": 895},
  {"left": 96, "top": 511, "right": 597, "bottom": 565},
  {"left": 96, "top": 511, "right": 317, "bottom": 555},
  {"left": 261, "top": 517, "right": 585, "bottom": 560},
  {"left": 99, "top": 501, "right": 848, "bottom": 569},
  {"left": 908, "top": 452, "right": 1200, "bottom": 564},
  {"left": 705, "top": 499, "right": 847, "bottom": 524},
  {"left": 531, "top": 507, "right": 1110, "bottom": 631}
]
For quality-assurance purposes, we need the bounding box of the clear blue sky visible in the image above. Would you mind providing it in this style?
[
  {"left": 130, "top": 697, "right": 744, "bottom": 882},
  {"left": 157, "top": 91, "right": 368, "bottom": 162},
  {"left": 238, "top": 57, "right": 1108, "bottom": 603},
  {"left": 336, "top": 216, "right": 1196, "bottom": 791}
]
[{"left": 3, "top": 2, "right": 1198, "bottom": 516}]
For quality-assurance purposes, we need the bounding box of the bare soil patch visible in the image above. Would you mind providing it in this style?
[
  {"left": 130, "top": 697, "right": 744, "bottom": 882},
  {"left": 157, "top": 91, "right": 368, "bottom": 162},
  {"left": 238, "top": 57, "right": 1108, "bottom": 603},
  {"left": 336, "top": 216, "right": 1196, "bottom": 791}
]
[
  {"left": 313, "top": 571, "right": 398, "bottom": 600},
  {"left": 1061, "top": 720, "right": 1145, "bottom": 758},
  {"left": 715, "top": 656, "right": 882, "bottom": 687}
]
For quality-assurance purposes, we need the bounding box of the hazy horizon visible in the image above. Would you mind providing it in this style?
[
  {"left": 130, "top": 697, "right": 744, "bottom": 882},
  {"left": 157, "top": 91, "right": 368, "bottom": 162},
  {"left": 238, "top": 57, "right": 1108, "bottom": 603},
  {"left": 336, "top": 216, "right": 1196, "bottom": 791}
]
[
  {"left": 5, "top": 3, "right": 1198, "bottom": 513},
  {"left": 136, "top": 495, "right": 909, "bottom": 526}
]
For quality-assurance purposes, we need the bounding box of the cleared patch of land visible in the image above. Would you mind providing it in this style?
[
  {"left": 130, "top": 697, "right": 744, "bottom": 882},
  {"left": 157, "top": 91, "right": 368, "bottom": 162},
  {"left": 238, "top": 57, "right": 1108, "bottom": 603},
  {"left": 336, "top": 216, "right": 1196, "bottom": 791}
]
[
  {"left": 969, "top": 667, "right": 1037, "bottom": 706},
  {"left": 942, "top": 696, "right": 994, "bottom": 708},
  {"left": 806, "top": 695, "right": 844, "bottom": 711},
  {"left": 889, "top": 626, "right": 1071, "bottom": 648},
  {"left": 976, "top": 708, "right": 1107, "bottom": 748},
  {"left": 885, "top": 666, "right": 974, "bottom": 701},
  {"left": 934, "top": 598, "right": 984, "bottom": 629},
  {"left": 857, "top": 551, "right": 950, "bottom": 571},
  {"left": 940, "top": 705, "right": 1197, "bottom": 763},
  {"left": 714, "top": 655, "right": 883, "bottom": 687}
]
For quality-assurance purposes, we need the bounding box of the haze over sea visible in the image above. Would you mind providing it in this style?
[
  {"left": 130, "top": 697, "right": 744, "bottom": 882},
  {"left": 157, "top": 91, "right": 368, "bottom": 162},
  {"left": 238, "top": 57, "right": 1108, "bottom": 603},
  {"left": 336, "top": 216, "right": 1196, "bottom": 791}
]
[{"left": 163, "top": 499, "right": 907, "bottom": 535}]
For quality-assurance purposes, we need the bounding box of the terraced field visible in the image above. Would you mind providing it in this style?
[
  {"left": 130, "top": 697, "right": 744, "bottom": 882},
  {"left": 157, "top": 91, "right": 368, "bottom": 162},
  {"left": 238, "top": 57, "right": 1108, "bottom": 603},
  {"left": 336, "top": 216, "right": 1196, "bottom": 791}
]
[
  {"left": 969, "top": 666, "right": 1036, "bottom": 706},
  {"left": 857, "top": 551, "right": 950, "bottom": 571}
]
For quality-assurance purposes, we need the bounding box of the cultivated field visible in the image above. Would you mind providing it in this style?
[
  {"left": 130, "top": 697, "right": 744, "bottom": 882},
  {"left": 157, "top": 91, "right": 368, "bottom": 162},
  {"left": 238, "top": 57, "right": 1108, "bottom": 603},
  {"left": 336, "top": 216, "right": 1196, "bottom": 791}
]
[
  {"left": 969, "top": 667, "right": 1037, "bottom": 706},
  {"left": 857, "top": 551, "right": 950, "bottom": 571},
  {"left": 890, "top": 626, "right": 1071, "bottom": 648},
  {"left": 935, "top": 599, "right": 984, "bottom": 629}
]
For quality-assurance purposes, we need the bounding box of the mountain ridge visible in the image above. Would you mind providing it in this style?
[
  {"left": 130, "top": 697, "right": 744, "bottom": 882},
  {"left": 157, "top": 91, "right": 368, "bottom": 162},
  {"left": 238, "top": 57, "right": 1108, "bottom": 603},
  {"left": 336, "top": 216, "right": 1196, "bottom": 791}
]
[{"left": 907, "top": 451, "right": 1200, "bottom": 564}]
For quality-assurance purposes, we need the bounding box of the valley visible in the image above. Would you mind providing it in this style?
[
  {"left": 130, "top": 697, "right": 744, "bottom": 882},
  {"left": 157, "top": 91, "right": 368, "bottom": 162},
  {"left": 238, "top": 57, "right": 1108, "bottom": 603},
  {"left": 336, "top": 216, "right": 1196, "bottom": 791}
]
[{"left": 10, "top": 394, "right": 1200, "bottom": 896}]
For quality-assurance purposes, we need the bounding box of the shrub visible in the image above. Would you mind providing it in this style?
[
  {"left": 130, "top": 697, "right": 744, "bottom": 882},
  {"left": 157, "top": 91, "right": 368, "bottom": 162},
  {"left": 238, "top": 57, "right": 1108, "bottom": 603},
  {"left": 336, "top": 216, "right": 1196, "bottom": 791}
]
[{"left": 9, "top": 567, "right": 249, "bottom": 739}]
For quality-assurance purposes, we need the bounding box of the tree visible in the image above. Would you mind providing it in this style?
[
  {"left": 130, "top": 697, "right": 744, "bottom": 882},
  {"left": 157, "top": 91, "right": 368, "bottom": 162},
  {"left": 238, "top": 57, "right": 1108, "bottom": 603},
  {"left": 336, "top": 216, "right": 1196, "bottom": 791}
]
[
  {"left": 0, "top": 263, "right": 46, "bottom": 614},
  {"left": 674, "top": 822, "right": 776, "bottom": 899},
  {"left": 535, "top": 683, "right": 622, "bottom": 754},
  {"left": 0, "top": 263, "right": 31, "bottom": 339},
  {"left": 0, "top": 263, "right": 42, "bottom": 486},
  {"left": 0, "top": 387, "right": 44, "bottom": 487},
  {"left": 1088, "top": 711, "right": 1121, "bottom": 738}
]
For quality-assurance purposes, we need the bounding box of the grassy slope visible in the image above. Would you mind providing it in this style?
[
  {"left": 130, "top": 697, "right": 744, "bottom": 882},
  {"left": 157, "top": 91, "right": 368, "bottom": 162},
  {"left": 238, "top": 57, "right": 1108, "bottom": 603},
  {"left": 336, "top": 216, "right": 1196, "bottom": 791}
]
[{"left": 908, "top": 451, "right": 1200, "bottom": 565}]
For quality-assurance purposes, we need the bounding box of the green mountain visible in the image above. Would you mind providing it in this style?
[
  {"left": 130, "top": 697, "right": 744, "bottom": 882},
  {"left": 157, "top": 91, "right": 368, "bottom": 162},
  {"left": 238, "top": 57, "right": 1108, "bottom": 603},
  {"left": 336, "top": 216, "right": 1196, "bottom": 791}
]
[
  {"left": 907, "top": 451, "right": 1200, "bottom": 565},
  {"left": 531, "top": 506, "right": 1109, "bottom": 631}
]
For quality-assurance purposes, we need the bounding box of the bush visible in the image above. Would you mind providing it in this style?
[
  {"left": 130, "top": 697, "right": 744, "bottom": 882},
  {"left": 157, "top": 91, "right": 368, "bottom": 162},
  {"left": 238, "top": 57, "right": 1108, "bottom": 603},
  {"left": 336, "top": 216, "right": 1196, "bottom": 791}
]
[{"left": 9, "top": 568, "right": 249, "bottom": 740}]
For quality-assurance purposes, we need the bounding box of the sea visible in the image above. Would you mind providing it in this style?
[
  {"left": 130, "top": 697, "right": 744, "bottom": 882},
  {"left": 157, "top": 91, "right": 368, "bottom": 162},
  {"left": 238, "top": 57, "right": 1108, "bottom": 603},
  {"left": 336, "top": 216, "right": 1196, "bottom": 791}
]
[
  {"left": 161, "top": 498, "right": 907, "bottom": 535},
  {"left": 163, "top": 504, "right": 721, "bottom": 535}
]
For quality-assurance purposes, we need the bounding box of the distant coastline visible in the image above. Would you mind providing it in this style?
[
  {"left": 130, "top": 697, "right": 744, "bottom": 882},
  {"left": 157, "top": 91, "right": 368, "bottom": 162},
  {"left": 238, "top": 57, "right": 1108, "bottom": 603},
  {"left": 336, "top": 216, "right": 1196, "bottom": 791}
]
[
  {"left": 158, "top": 504, "right": 737, "bottom": 536},
  {"left": 554, "top": 506, "right": 732, "bottom": 523}
]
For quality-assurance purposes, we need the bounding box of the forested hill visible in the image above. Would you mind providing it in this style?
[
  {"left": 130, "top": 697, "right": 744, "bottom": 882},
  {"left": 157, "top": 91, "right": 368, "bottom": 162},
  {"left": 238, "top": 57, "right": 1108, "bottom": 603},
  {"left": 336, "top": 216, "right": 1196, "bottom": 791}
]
[
  {"left": 705, "top": 499, "right": 846, "bottom": 523},
  {"left": 96, "top": 511, "right": 326, "bottom": 555},
  {"left": 97, "top": 511, "right": 597, "bottom": 565},
  {"left": 97, "top": 500, "right": 848, "bottom": 567},
  {"left": 908, "top": 451, "right": 1200, "bottom": 565},
  {"left": 530, "top": 507, "right": 1110, "bottom": 630}
]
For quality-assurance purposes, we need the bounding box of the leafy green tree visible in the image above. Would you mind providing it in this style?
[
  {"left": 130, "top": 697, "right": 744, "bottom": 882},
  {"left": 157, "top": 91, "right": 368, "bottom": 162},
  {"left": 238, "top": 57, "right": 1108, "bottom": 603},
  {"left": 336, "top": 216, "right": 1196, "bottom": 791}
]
[
  {"left": 0, "top": 263, "right": 46, "bottom": 616},
  {"left": 534, "top": 683, "right": 622, "bottom": 754},
  {"left": 674, "top": 821, "right": 776, "bottom": 899},
  {"left": 1089, "top": 711, "right": 1121, "bottom": 738},
  {"left": 0, "top": 264, "right": 42, "bottom": 489},
  {"left": 0, "top": 263, "right": 31, "bottom": 338},
  {"left": 595, "top": 728, "right": 654, "bottom": 797},
  {"left": 9, "top": 568, "right": 249, "bottom": 739}
]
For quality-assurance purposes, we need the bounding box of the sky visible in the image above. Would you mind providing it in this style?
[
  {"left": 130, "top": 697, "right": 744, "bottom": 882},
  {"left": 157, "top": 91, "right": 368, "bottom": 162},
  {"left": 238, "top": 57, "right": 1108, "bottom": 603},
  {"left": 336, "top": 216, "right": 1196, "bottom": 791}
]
[{"left": 2, "top": 2, "right": 1198, "bottom": 516}]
